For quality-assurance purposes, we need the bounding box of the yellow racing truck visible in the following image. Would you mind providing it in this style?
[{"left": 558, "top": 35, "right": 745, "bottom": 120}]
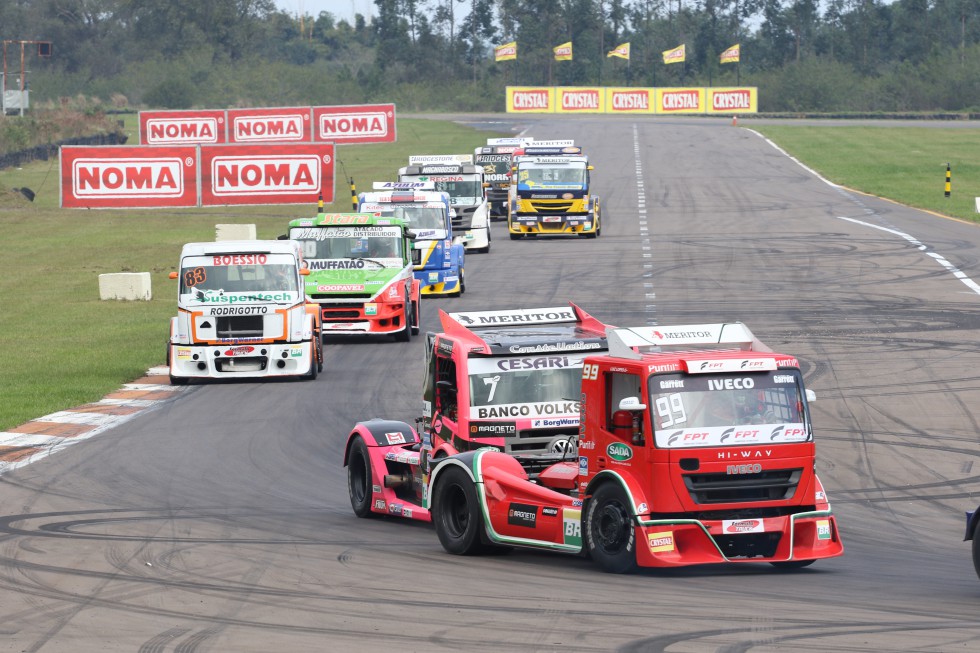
[{"left": 507, "top": 144, "right": 601, "bottom": 239}]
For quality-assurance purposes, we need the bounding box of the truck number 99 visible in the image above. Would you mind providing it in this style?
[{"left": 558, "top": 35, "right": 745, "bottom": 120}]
[{"left": 582, "top": 364, "right": 599, "bottom": 380}]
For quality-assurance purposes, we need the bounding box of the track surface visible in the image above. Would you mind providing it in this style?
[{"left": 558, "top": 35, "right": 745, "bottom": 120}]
[{"left": 1, "top": 116, "right": 979, "bottom": 652}]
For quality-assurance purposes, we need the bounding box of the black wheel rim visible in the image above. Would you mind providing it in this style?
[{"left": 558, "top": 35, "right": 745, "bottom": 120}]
[{"left": 593, "top": 500, "right": 630, "bottom": 554}]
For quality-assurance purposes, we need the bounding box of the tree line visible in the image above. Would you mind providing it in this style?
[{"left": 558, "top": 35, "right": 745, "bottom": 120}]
[{"left": 3, "top": 0, "right": 980, "bottom": 113}]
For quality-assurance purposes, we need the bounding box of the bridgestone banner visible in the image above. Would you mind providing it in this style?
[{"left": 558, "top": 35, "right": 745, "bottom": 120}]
[
  {"left": 60, "top": 144, "right": 335, "bottom": 208},
  {"left": 60, "top": 146, "right": 198, "bottom": 208}
]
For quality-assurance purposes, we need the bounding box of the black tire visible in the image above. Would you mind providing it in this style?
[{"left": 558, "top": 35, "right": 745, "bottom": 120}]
[
  {"left": 973, "top": 518, "right": 980, "bottom": 580},
  {"left": 432, "top": 466, "right": 485, "bottom": 555},
  {"left": 459, "top": 268, "right": 465, "bottom": 294},
  {"left": 410, "top": 297, "right": 420, "bottom": 335},
  {"left": 303, "top": 346, "right": 318, "bottom": 380},
  {"left": 395, "top": 297, "right": 412, "bottom": 342},
  {"left": 584, "top": 483, "right": 638, "bottom": 573},
  {"left": 347, "top": 437, "right": 375, "bottom": 518},
  {"left": 770, "top": 559, "right": 817, "bottom": 570},
  {"left": 169, "top": 373, "right": 188, "bottom": 386},
  {"left": 315, "top": 334, "right": 323, "bottom": 373},
  {"left": 509, "top": 232, "right": 521, "bottom": 240}
]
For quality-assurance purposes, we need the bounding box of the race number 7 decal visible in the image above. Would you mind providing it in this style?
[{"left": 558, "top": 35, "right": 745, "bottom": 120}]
[{"left": 582, "top": 364, "right": 599, "bottom": 381}]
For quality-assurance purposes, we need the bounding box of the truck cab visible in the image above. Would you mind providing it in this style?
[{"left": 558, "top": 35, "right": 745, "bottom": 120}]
[
  {"left": 358, "top": 183, "right": 465, "bottom": 297},
  {"left": 286, "top": 211, "right": 421, "bottom": 340},
  {"left": 476, "top": 137, "right": 531, "bottom": 220},
  {"left": 399, "top": 155, "right": 491, "bottom": 253},
  {"left": 508, "top": 144, "right": 601, "bottom": 239},
  {"left": 167, "top": 240, "right": 322, "bottom": 383}
]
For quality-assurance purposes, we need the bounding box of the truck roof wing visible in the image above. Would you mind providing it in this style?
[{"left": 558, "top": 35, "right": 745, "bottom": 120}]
[
  {"left": 440, "top": 303, "right": 609, "bottom": 355},
  {"left": 606, "top": 323, "right": 772, "bottom": 360}
]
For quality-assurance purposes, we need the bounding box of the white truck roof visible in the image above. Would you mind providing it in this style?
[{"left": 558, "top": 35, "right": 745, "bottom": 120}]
[{"left": 179, "top": 240, "right": 301, "bottom": 258}]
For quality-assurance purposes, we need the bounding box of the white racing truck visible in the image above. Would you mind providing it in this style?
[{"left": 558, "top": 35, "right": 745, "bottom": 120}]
[
  {"left": 399, "top": 155, "right": 491, "bottom": 253},
  {"left": 167, "top": 240, "right": 323, "bottom": 383}
]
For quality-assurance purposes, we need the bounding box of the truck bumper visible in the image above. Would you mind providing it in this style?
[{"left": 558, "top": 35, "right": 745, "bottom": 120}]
[
  {"left": 632, "top": 511, "right": 844, "bottom": 567},
  {"left": 169, "top": 342, "right": 313, "bottom": 379},
  {"left": 461, "top": 227, "right": 490, "bottom": 251},
  {"left": 318, "top": 301, "right": 410, "bottom": 336},
  {"left": 508, "top": 215, "right": 597, "bottom": 236},
  {"left": 415, "top": 269, "right": 461, "bottom": 295}
]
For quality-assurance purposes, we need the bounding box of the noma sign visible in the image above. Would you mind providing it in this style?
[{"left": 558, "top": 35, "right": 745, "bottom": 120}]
[
  {"left": 313, "top": 103, "right": 396, "bottom": 144},
  {"left": 227, "top": 108, "right": 310, "bottom": 143},
  {"left": 139, "top": 110, "right": 226, "bottom": 145},
  {"left": 200, "top": 143, "right": 334, "bottom": 206},
  {"left": 61, "top": 146, "right": 198, "bottom": 208}
]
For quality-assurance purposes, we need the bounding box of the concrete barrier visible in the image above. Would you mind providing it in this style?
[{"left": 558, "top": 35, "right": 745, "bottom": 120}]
[
  {"left": 215, "top": 224, "right": 256, "bottom": 241},
  {"left": 99, "top": 272, "right": 152, "bottom": 301}
]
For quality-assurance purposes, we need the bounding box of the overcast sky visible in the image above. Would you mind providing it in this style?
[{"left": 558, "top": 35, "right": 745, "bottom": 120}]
[{"left": 273, "top": 0, "right": 375, "bottom": 23}]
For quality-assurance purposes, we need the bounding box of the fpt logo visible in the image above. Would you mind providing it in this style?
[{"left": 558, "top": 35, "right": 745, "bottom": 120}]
[
  {"left": 72, "top": 158, "right": 186, "bottom": 198},
  {"left": 147, "top": 118, "right": 220, "bottom": 144},
  {"left": 210, "top": 155, "right": 320, "bottom": 196},
  {"left": 607, "top": 442, "right": 633, "bottom": 462},
  {"left": 233, "top": 114, "right": 305, "bottom": 142}
]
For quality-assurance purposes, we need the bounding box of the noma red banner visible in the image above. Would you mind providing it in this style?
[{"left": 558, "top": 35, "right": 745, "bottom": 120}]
[
  {"left": 226, "top": 107, "right": 311, "bottom": 144},
  {"left": 139, "top": 110, "right": 226, "bottom": 145},
  {"left": 60, "top": 146, "right": 198, "bottom": 208},
  {"left": 312, "top": 103, "right": 396, "bottom": 144},
  {"left": 199, "top": 143, "right": 334, "bottom": 206}
]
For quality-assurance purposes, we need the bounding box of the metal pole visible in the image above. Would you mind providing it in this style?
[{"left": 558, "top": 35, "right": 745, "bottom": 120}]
[{"left": 20, "top": 40, "right": 25, "bottom": 116}]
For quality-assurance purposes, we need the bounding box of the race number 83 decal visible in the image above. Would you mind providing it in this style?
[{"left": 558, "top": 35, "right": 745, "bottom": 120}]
[
  {"left": 582, "top": 364, "right": 599, "bottom": 380},
  {"left": 183, "top": 267, "right": 206, "bottom": 287}
]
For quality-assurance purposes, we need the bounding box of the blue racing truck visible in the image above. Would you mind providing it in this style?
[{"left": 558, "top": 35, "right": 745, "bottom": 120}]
[{"left": 359, "top": 182, "right": 466, "bottom": 297}]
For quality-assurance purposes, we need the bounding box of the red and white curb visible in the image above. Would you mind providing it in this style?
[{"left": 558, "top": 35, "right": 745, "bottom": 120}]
[{"left": 0, "top": 366, "right": 186, "bottom": 475}]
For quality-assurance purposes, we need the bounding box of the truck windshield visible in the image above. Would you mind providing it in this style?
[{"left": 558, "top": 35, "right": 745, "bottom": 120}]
[
  {"left": 178, "top": 254, "right": 299, "bottom": 297},
  {"left": 648, "top": 371, "right": 810, "bottom": 449},
  {"left": 290, "top": 225, "right": 403, "bottom": 263},
  {"left": 433, "top": 179, "right": 483, "bottom": 204},
  {"left": 384, "top": 206, "right": 447, "bottom": 231},
  {"left": 467, "top": 354, "right": 586, "bottom": 418},
  {"left": 518, "top": 164, "right": 586, "bottom": 188}
]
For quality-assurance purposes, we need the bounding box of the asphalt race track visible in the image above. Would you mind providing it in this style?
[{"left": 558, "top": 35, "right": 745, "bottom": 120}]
[{"left": 1, "top": 116, "right": 979, "bottom": 652}]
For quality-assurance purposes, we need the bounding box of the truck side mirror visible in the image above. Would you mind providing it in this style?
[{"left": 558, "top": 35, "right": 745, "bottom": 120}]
[
  {"left": 406, "top": 230, "right": 418, "bottom": 241},
  {"left": 299, "top": 268, "right": 310, "bottom": 276},
  {"left": 619, "top": 396, "right": 647, "bottom": 411},
  {"left": 805, "top": 389, "right": 817, "bottom": 402},
  {"left": 277, "top": 234, "right": 288, "bottom": 240},
  {"left": 168, "top": 271, "right": 178, "bottom": 280}
]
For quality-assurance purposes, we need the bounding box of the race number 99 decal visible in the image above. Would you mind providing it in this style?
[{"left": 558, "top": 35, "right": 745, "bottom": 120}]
[{"left": 582, "top": 364, "right": 599, "bottom": 380}]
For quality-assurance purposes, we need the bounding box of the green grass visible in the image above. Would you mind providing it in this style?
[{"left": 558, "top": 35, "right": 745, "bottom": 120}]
[
  {"left": 752, "top": 125, "right": 980, "bottom": 222},
  {"left": 0, "top": 117, "right": 510, "bottom": 431}
]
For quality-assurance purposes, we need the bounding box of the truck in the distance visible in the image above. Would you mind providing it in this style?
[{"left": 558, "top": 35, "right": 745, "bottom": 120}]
[
  {"left": 344, "top": 318, "right": 843, "bottom": 573},
  {"left": 399, "top": 155, "right": 491, "bottom": 253},
  {"left": 167, "top": 240, "right": 322, "bottom": 383},
  {"left": 285, "top": 210, "right": 421, "bottom": 341},
  {"left": 476, "top": 137, "right": 531, "bottom": 220},
  {"left": 508, "top": 143, "right": 602, "bottom": 239},
  {"left": 358, "top": 182, "right": 465, "bottom": 297}
]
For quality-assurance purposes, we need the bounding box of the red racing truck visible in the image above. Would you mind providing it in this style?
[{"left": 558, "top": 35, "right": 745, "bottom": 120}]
[{"left": 344, "top": 318, "right": 843, "bottom": 573}]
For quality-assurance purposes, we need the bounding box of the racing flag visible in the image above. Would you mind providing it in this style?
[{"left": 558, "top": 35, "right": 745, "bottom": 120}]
[
  {"left": 607, "top": 42, "right": 630, "bottom": 60},
  {"left": 495, "top": 41, "right": 517, "bottom": 62},
  {"left": 554, "top": 41, "right": 573, "bottom": 61},
  {"left": 662, "top": 44, "right": 685, "bottom": 65},
  {"left": 720, "top": 44, "right": 740, "bottom": 64}
]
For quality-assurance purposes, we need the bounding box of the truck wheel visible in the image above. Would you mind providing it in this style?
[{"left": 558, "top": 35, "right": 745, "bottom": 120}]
[
  {"left": 347, "top": 436, "right": 375, "bottom": 518},
  {"left": 584, "top": 483, "right": 637, "bottom": 573},
  {"left": 169, "top": 374, "right": 188, "bottom": 386},
  {"left": 395, "top": 296, "right": 412, "bottom": 342},
  {"left": 509, "top": 233, "right": 521, "bottom": 240},
  {"left": 303, "top": 349, "right": 318, "bottom": 380},
  {"left": 315, "top": 336, "right": 323, "bottom": 373},
  {"left": 433, "top": 466, "right": 484, "bottom": 555}
]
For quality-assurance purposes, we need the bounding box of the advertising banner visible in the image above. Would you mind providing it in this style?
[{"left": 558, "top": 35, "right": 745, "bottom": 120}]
[
  {"left": 656, "top": 87, "right": 705, "bottom": 114},
  {"left": 506, "top": 87, "right": 555, "bottom": 113},
  {"left": 707, "top": 87, "right": 758, "bottom": 113},
  {"left": 605, "top": 87, "right": 654, "bottom": 114},
  {"left": 139, "top": 110, "right": 226, "bottom": 145},
  {"left": 313, "top": 103, "right": 396, "bottom": 144},
  {"left": 199, "top": 143, "right": 334, "bottom": 206},
  {"left": 555, "top": 87, "right": 604, "bottom": 113},
  {"left": 227, "top": 106, "right": 311, "bottom": 143},
  {"left": 60, "top": 146, "right": 198, "bottom": 208}
]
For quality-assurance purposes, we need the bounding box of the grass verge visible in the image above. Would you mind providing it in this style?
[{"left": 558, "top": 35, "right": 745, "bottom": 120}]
[
  {"left": 752, "top": 124, "right": 980, "bottom": 223},
  {"left": 0, "top": 117, "right": 512, "bottom": 431}
]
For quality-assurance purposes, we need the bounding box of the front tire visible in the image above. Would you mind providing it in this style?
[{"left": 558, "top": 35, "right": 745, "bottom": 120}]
[
  {"left": 347, "top": 436, "right": 375, "bottom": 518},
  {"left": 395, "top": 297, "right": 412, "bottom": 342},
  {"left": 770, "top": 559, "right": 817, "bottom": 570},
  {"left": 973, "top": 518, "right": 980, "bottom": 580},
  {"left": 432, "top": 466, "right": 485, "bottom": 555},
  {"left": 584, "top": 483, "right": 637, "bottom": 573}
]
